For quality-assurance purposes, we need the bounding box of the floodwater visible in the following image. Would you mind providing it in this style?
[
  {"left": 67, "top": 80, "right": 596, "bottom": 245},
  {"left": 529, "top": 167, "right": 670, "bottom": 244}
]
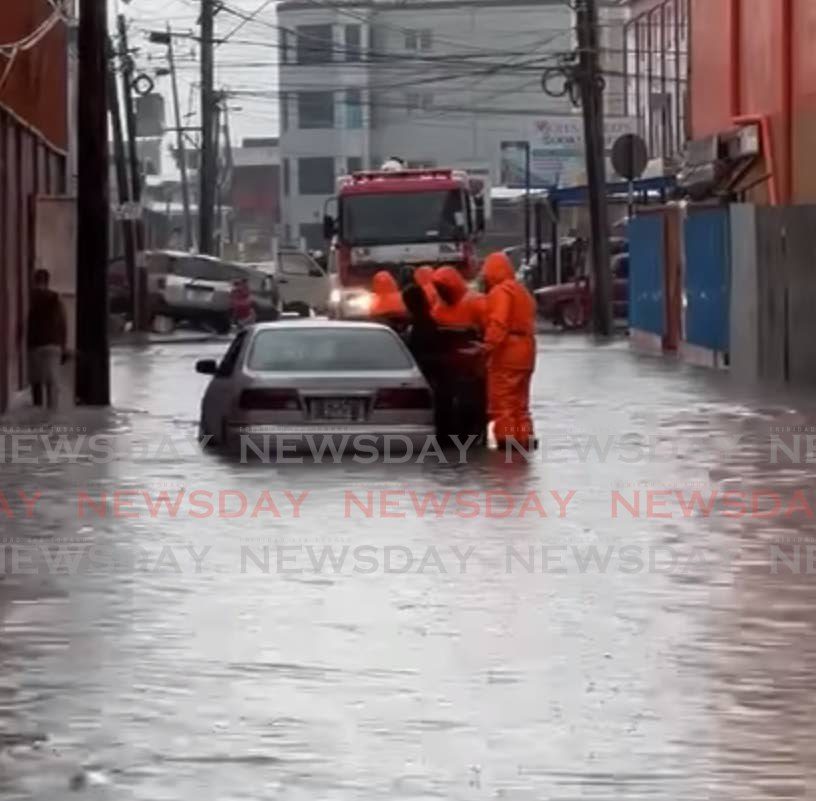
[{"left": 2, "top": 335, "right": 816, "bottom": 800}]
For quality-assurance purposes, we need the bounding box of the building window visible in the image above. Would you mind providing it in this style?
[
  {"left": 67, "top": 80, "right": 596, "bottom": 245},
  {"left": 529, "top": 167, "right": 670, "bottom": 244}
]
[
  {"left": 405, "top": 29, "right": 431, "bottom": 50},
  {"left": 298, "top": 157, "right": 335, "bottom": 195},
  {"left": 405, "top": 92, "right": 433, "bottom": 112},
  {"left": 345, "top": 25, "right": 362, "bottom": 61},
  {"left": 283, "top": 158, "right": 290, "bottom": 195},
  {"left": 280, "top": 92, "right": 289, "bottom": 132},
  {"left": 345, "top": 89, "right": 362, "bottom": 129},
  {"left": 296, "top": 24, "right": 333, "bottom": 65},
  {"left": 280, "top": 29, "right": 290, "bottom": 64},
  {"left": 298, "top": 91, "right": 334, "bottom": 129},
  {"left": 347, "top": 156, "right": 363, "bottom": 174}
]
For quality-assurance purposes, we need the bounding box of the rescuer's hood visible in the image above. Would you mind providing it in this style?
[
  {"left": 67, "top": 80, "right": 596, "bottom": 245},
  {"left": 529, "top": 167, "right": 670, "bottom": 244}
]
[{"left": 482, "top": 252, "right": 515, "bottom": 289}]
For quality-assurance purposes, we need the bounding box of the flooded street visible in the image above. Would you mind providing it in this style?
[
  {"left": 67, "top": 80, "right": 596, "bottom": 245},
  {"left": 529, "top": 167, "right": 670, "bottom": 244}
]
[{"left": 2, "top": 336, "right": 816, "bottom": 800}]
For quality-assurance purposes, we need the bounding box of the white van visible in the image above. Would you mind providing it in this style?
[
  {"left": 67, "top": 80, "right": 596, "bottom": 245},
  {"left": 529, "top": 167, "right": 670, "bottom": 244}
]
[{"left": 249, "top": 249, "right": 329, "bottom": 317}]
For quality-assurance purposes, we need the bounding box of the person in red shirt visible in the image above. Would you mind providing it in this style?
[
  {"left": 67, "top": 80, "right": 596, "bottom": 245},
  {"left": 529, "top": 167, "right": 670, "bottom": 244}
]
[{"left": 230, "top": 278, "right": 255, "bottom": 329}]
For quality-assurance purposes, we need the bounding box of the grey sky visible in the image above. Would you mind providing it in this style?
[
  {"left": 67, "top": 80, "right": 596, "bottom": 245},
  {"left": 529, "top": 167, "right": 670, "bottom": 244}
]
[{"left": 109, "top": 0, "right": 281, "bottom": 145}]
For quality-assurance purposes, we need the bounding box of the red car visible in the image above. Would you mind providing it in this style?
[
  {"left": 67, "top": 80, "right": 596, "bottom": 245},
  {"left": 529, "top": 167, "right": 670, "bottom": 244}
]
[{"left": 534, "top": 254, "right": 629, "bottom": 329}]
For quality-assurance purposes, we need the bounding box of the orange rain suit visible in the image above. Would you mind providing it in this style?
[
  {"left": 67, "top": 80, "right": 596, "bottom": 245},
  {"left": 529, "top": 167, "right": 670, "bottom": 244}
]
[
  {"left": 370, "top": 270, "right": 407, "bottom": 320},
  {"left": 481, "top": 252, "right": 536, "bottom": 448},
  {"left": 430, "top": 266, "right": 487, "bottom": 330},
  {"left": 413, "top": 265, "right": 439, "bottom": 308}
]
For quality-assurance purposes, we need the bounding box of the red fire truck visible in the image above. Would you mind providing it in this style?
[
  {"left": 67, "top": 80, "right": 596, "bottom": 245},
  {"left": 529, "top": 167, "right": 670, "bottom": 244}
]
[{"left": 323, "top": 162, "right": 488, "bottom": 319}]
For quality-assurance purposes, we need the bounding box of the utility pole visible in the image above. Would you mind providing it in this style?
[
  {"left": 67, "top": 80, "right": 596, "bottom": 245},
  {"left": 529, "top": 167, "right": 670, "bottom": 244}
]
[
  {"left": 218, "top": 98, "right": 235, "bottom": 256},
  {"left": 166, "top": 25, "right": 193, "bottom": 250},
  {"left": 76, "top": 0, "right": 110, "bottom": 405},
  {"left": 523, "top": 141, "right": 531, "bottom": 266},
  {"left": 107, "top": 39, "right": 137, "bottom": 319},
  {"left": 117, "top": 14, "right": 144, "bottom": 328},
  {"left": 117, "top": 15, "right": 141, "bottom": 226},
  {"left": 575, "top": 0, "right": 613, "bottom": 336},
  {"left": 213, "top": 98, "right": 222, "bottom": 256},
  {"left": 199, "top": 0, "right": 217, "bottom": 255}
]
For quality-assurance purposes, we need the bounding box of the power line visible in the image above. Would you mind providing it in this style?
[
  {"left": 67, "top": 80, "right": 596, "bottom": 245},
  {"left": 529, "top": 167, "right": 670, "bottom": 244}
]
[{"left": 217, "top": 0, "right": 276, "bottom": 47}]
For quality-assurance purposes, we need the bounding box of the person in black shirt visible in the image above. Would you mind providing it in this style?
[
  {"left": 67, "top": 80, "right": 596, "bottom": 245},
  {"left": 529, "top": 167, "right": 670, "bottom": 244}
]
[
  {"left": 401, "top": 283, "right": 486, "bottom": 446},
  {"left": 26, "top": 269, "right": 67, "bottom": 409}
]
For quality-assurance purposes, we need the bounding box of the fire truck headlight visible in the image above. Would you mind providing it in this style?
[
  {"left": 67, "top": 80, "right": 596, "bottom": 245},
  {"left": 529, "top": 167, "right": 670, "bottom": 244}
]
[
  {"left": 330, "top": 288, "right": 342, "bottom": 305},
  {"left": 346, "top": 292, "right": 372, "bottom": 314}
]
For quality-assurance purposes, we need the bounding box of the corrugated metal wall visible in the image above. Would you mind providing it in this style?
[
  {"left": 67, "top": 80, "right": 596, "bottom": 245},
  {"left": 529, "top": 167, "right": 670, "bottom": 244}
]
[
  {"left": 683, "top": 207, "right": 731, "bottom": 353},
  {"left": 0, "top": 109, "right": 66, "bottom": 411}
]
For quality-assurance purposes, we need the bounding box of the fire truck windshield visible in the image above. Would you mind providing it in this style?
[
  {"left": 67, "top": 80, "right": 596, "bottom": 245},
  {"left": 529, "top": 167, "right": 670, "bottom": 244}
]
[{"left": 340, "top": 189, "right": 467, "bottom": 246}]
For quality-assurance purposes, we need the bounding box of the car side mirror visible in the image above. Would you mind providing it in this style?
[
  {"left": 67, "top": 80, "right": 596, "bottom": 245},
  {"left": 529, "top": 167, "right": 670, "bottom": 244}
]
[
  {"left": 323, "top": 214, "right": 336, "bottom": 240},
  {"left": 196, "top": 358, "right": 217, "bottom": 375}
]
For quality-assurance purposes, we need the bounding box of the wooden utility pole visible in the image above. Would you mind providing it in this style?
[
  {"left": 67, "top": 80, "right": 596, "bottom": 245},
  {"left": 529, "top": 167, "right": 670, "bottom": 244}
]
[
  {"left": 213, "top": 99, "right": 222, "bottom": 255},
  {"left": 117, "top": 14, "right": 144, "bottom": 328},
  {"left": 199, "top": 0, "right": 217, "bottom": 255},
  {"left": 576, "top": 0, "right": 613, "bottom": 336},
  {"left": 107, "top": 39, "right": 137, "bottom": 318},
  {"left": 117, "top": 15, "right": 141, "bottom": 222},
  {"left": 76, "top": 0, "right": 110, "bottom": 405},
  {"left": 167, "top": 25, "right": 193, "bottom": 250}
]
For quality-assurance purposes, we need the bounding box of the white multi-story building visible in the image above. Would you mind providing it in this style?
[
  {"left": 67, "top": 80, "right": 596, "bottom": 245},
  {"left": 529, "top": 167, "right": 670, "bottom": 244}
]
[{"left": 278, "top": 0, "right": 626, "bottom": 247}]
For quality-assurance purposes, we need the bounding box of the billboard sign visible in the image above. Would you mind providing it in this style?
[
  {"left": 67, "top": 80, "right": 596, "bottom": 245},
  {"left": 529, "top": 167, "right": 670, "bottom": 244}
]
[{"left": 500, "top": 116, "right": 638, "bottom": 189}]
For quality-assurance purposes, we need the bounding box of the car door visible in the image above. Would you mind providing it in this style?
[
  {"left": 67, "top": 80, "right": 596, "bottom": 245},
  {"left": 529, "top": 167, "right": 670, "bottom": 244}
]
[
  {"left": 202, "top": 329, "right": 249, "bottom": 436},
  {"left": 279, "top": 252, "right": 329, "bottom": 310}
]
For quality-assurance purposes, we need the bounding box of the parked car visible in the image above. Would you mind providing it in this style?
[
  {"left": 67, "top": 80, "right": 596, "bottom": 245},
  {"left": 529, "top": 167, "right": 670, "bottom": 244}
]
[
  {"left": 195, "top": 320, "right": 435, "bottom": 450},
  {"left": 248, "top": 249, "right": 329, "bottom": 317},
  {"left": 534, "top": 253, "right": 629, "bottom": 329},
  {"left": 144, "top": 251, "right": 281, "bottom": 333}
]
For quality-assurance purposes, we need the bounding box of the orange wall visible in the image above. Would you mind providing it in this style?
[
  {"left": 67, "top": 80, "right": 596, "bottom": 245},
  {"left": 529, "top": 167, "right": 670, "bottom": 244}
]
[
  {"left": 0, "top": 0, "right": 68, "bottom": 151},
  {"left": 689, "top": 0, "right": 732, "bottom": 137},
  {"left": 690, "top": 0, "right": 816, "bottom": 202}
]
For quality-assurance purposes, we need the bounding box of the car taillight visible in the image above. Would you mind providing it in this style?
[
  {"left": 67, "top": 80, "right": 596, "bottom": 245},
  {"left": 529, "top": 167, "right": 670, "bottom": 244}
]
[
  {"left": 374, "top": 387, "right": 432, "bottom": 410},
  {"left": 239, "top": 389, "right": 301, "bottom": 410},
  {"left": 157, "top": 277, "right": 166, "bottom": 290}
]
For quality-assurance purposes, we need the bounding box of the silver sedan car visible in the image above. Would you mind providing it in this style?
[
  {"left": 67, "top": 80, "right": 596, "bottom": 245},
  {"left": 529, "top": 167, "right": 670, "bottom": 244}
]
[{"left": 196, "top": 320, "right": 435, "bottom": 453}]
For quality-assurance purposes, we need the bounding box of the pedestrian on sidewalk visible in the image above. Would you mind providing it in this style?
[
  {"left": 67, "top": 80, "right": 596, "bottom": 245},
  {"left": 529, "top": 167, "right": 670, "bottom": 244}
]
[{"left": 26, "top": 268, "right": 67, "bottom": 410}]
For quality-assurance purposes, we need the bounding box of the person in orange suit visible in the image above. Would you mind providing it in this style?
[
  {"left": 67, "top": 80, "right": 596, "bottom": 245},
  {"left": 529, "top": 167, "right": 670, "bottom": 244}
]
[
  {"left": 481, "top": 252, "right": 537, "bottom": 449},
  {"left": 369, "top": 270, "right": 407, "bottom": 326},
  {"left": 431, "top": 266, "right": 486, "bottom": 331},
  {"left": 413, "top": 265, "right": 439, "bottom": 308}
]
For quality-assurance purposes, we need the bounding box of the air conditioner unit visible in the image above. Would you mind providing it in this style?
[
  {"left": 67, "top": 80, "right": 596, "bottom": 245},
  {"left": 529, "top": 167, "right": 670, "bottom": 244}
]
[{"left": 725, "top": 124, "right": 760, "bottom": 160}]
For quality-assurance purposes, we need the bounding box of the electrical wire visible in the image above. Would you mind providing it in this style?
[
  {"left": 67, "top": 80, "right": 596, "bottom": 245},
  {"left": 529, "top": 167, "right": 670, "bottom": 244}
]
[{"left": 0, "top": 1, "right": 67, "bottom": 93}]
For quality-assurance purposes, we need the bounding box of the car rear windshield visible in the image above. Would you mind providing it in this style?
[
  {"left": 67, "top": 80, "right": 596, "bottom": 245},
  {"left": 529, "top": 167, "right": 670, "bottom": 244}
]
[{"left": 246, "top": 328, "right": 415, "bottom": 372}]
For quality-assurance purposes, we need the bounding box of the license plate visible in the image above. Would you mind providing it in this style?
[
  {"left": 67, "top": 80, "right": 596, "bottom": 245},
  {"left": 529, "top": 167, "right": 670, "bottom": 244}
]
[{"left": 311, "top": 398, "right": 360, "bottom": 421}]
